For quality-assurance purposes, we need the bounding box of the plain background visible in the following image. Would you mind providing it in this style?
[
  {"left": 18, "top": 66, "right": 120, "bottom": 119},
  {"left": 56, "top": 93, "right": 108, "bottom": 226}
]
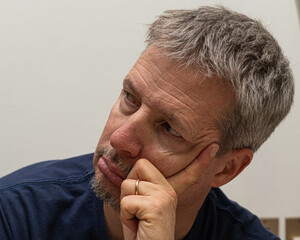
[{"left": 0, "top": 1, "right": 299, "bottom": 239}]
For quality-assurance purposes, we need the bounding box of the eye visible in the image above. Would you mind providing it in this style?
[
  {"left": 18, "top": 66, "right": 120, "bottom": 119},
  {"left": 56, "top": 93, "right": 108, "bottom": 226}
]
[
  {"left": 123, "top": 89, "right": 140, "bottom": 108},
  {"left": 161, "top": 122, "right": 182, "bottom": 138}
]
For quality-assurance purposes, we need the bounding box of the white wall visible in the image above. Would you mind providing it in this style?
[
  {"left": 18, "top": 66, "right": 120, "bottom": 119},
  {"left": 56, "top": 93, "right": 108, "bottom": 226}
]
[{"left": 0, "top": 1, "right": 299, "bottom": 239}]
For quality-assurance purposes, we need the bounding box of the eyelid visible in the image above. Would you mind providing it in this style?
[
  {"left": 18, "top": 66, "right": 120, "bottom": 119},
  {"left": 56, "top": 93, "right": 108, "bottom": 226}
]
[
  {"left": 122, "top": 88, "right": 185, "bottom": 140},
  {"left": 122, "top": 89, "right": 141, "bottom": 108},
  {"left": 161, "top": 122, "right": 183, "bottom": 139}
]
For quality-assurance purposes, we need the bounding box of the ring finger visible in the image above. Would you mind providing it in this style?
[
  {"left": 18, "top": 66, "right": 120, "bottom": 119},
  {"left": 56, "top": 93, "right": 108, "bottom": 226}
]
[{"left": 121, "top": 179, "right": 160, "bottom": 198}]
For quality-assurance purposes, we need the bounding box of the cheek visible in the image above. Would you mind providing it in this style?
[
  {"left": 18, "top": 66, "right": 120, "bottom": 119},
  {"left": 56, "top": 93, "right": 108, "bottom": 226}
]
[
  {"left": 147, "top": 150, "right": 194, "bottom": 178},
  {"left": 149, "top": 144, "right": 204, "bottom": 178}
]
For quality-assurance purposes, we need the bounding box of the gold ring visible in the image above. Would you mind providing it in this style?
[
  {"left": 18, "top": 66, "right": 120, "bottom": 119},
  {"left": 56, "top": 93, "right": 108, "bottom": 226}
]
[{"left": 135, "top": 179, "right": 140, "bottom": 195}]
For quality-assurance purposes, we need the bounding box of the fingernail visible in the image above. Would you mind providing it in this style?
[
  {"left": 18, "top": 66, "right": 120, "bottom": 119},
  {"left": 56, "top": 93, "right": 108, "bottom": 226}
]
[{"left": 210, "top": 144, "right": 219, "bottom": 158}]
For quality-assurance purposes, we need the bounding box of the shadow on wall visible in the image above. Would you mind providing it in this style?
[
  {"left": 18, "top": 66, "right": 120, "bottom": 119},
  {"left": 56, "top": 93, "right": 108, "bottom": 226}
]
[{"left": 296, "top": 0, "right": 300, "bottom": 27}]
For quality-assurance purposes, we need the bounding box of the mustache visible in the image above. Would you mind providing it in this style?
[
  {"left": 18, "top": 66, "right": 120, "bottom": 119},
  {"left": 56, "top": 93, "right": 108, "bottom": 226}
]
[{"left": 95, "top": 146, "right": 132, "bottom": 176}]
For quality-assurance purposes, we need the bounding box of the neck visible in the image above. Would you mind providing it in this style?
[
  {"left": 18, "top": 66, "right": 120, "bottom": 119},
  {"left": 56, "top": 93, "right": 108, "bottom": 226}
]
[
  {"left": 103, "top": 194, "right": 208, "bottom": 240},
  {"left": 104, "top": 204, "right": 123, "bottom": 240},
  {"left": 174, "top": 195, "right": 208, "bottom": 240}
]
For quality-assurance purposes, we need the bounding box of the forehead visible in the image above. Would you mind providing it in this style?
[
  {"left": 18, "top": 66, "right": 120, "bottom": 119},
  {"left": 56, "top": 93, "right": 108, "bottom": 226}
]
[{"left": 125, "top": 46, "right": 233, "bottom": 141}]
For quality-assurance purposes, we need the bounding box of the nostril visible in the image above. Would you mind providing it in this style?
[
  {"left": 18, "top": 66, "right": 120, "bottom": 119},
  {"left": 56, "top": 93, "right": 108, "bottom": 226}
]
[{"left": 110, "top": 127, "right": 142, "bottom": 158}]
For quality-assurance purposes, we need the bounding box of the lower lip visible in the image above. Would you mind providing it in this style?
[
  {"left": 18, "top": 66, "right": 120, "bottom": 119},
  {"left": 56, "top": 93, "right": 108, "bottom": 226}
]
[{"left": 97, "top": 157, "right": 124, "bottom": 187}]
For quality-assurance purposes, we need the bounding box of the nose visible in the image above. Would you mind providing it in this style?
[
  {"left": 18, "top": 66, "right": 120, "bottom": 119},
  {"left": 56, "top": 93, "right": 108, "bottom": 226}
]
[{"left": 110, "top": 112, "right": 146, "bottom": 158}]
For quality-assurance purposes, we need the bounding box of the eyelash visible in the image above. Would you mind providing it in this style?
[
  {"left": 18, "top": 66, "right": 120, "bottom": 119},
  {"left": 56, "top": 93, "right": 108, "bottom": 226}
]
[
  {"left": 123, "top": 89, "right": 140, "bottom": 108},
  {"left": 122, "top": 89, "right": 183, "bottom": 139},
  {"left": 161, "top": 122, "right": 182, "bottom": 138}
]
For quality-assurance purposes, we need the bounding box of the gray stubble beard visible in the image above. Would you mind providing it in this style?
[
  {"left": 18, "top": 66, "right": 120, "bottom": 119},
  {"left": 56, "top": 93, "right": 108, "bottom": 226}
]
[
  {"left": 91, "top": 175, "right": 121, "bottom": 209},
  {"left": 91, "top": 146, "right": 132, "bottom": 210}
]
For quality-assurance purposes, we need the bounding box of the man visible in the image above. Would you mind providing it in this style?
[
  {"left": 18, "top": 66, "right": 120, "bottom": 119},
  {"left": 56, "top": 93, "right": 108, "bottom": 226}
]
[{"left": 0, "top": 6, "right": 293, "bottom": 240}]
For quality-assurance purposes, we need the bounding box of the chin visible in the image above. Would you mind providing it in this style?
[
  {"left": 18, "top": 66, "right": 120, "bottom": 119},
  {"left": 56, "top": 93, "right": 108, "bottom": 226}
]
[{"left": 91, "top": 172, "right": 121, "bottom": 210}]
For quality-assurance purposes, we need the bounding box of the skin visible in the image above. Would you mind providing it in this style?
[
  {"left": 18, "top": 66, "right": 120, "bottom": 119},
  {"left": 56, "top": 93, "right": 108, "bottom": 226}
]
[{"left": 93, "top": 45, "right": 253, "bottom": 240}]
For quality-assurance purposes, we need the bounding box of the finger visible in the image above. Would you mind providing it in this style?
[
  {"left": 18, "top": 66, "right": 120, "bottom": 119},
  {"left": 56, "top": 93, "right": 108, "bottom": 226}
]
[
  {"left": 121, "top": 179, "right": 159, "bottom": 198},
  {"left": 120, "top": 195, "right": 150, "bottom": 231},
  {"left": 127, "top": 158, "right": 169, "bottom": 186},
  {"left": 168, "top": 143, "right": 219, "bottom": 194}
]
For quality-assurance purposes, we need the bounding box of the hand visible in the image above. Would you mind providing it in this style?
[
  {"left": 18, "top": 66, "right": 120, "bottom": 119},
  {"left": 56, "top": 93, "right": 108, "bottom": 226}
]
[{"left": 120, "top": 143, "right": 219, "bottom": 240}]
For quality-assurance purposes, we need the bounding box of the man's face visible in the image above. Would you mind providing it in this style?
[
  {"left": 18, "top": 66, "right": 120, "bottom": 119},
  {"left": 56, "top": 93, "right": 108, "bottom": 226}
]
[{"left": 92, "top": 45, "right": 233, "bottom": 208}]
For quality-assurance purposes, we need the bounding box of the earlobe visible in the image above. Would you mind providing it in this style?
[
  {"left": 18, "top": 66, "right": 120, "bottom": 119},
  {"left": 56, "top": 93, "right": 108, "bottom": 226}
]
[{"left": 211, "top": 148, "right": 253, "bottom": 188}]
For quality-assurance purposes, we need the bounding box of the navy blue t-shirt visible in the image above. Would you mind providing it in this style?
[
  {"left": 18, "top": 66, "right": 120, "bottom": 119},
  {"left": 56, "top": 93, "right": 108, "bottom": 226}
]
[{"left": 0, "top": 154, "right": 279, "bottom": 239}]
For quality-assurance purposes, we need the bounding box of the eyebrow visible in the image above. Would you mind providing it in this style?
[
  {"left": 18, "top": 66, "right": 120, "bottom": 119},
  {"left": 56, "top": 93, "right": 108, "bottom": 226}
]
[
  {"left": 123, "top": 78, "right": 138, "bottom": 95},
  {"left": 123, "top": 78, "right": 188, "bottom": 137}
]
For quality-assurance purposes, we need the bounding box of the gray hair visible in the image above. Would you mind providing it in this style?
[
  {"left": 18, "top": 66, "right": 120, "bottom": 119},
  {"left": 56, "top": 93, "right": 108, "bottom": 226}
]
[{"left": 146, "top": 6, "right": 294, "bottom": 155}]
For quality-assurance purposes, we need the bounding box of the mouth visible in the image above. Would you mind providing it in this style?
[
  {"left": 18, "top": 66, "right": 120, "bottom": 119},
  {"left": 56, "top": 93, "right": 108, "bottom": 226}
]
[{"left": 97, "top": 155, "right": 126, "bottom": 187}]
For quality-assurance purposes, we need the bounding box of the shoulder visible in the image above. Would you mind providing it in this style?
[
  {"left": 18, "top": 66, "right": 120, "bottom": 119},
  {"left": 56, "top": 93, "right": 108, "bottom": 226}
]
[
  {"left": 187, "top": 188, "right": 279, "bottom": 240},
  {"left": 0, "top": 153, "right": 94, "bottom": 191},
  {"left": 0, "top": 153, "right": 103, "bottom": 239},
  {"left": 205, "top": 188, "right": 279, "bottom": 240}
]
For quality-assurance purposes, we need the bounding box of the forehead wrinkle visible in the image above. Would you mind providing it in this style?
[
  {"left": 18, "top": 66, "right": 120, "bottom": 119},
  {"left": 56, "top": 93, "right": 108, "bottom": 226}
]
[
  {"left": 132, "top": 62, "right": 204, "bottom": 141},
  {"left": 131, "top": 66, "right": 181, "bottom": 124},
  {"left": 163, "top": 71, "right": 203, "bottom": 105},
  {"left": 156, "top": 97, "right": 189, "bottom": 126},
  {"left": 128, "top": 64, "right": 193, "bottom": 136},
  {"left": 141, "top": 53, "right": 202, "bottom": 107},
  {"left": 135, "top": 60, "right": 201, "bottom": 117},
  {"left": 126, "top": 68, "right": 173, "bottom": 120},
  {"left": 125, "top": 66, "right": 152, "bottom": 98}
]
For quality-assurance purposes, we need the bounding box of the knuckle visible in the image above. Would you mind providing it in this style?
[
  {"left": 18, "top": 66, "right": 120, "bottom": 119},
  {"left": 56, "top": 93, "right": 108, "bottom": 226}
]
[
  {"left": 152, "top": 198, "right": 163, "bottom": 210},
  {"left": 133, "top": 158, "right": 149, "bottom": 174},
  {"left": 135, "top": 158, "right": 147, "bottom": 169},
  {"left": 156, "top": 190, "right": 178, "bottom": 209},
  {"left": 167, "top": 190, "right": 178, "bottom": 208},
  {"left": 120, "top": 196, "right": 129, "bottom": 209},
  {"left": 120, "top": 179, "right": 130, "bottom": 192},
  {"left": 169, "top": 188, "right": 178, "bottom": 202}
]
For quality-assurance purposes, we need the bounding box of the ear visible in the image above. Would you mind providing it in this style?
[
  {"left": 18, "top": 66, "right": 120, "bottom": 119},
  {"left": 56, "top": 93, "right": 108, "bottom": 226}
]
[{"left": 211, "top": 148, "right": 253, "bottom": 188}]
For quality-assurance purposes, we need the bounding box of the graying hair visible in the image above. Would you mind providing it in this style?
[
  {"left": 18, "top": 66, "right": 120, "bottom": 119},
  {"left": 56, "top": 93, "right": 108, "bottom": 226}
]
[{"left": 146, "top": 6, "right": 294, "bottom": 154}]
